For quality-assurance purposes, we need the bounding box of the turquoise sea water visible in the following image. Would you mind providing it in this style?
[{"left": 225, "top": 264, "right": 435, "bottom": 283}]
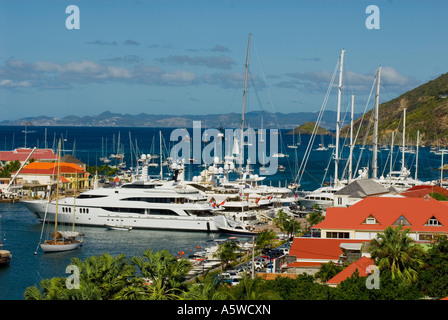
[{"left": 0, "top": 125, "right": 445, "bottom": 299}]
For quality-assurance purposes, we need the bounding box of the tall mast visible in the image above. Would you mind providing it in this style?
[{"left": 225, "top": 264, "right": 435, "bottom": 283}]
[
  {"left": 415, "top": 130, "right": 419, "bottom": 180},
  {"left": 334, "top": 49, "right": 345, "bottom": 185},
  {"left": 54, "top": 139, "right": 61, "bottom": 239},
  {"left": 390, "top": 131, "right": 394, "bottom": 180},
  {"left": 372, "top": 66, "right": 381, "bottom": 179},
  {"left": 402, "top": 108, "right": 406, "bottom": 172},
  {"left": 159, "top": 131, "right": 163, "bottom": 179},
  {"left": 240, "top": 33, "right": 252, "bottom": 170},
  {"left": 349, "top": 94, "right": 354, "bottom": 183}
]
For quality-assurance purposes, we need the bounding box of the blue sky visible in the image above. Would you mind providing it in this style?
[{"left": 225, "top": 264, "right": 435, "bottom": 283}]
[{"left": 0, "top": 0, "right": 447, "bottom": 121}]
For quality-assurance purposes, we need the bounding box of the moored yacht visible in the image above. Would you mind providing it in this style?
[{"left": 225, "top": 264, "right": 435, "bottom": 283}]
[{"left": 22, "top": 179, "right": 228, "bottom": 232}]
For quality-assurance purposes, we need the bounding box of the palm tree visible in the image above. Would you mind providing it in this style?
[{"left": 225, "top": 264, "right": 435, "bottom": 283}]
[
  {"left": 214, "top": 241, "right": 239, "bottom": 271},
  {"left": 130, "top": 249, "right": 191, "bottom": 300},
  {"left": 273, "top": 209, "right": 301, "bottom": 239},
  {"left": 223, "top": 274, "right": 281, "bottom": 300},
  {"left": 255, "top": 229, "right": 277, "bottom": 251},
  {"left": 368, "top": 225, "right": 424, "bottom": 284},
  {"left": 182, "top": 275, "right": 228, "bottom": 300},
  {"left": 24, "top": 253, "right": 134, "bottom": 300}
]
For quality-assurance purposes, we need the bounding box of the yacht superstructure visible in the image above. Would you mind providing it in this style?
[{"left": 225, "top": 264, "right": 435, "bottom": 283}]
[{"left": 22, "top": 179, "right": 227, "bottom": 232}]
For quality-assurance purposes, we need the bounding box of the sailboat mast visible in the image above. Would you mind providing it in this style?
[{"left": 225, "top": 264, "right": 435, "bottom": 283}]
[
  {"left": 159, "top": 131, "right": 163, "bottom": 179},
  {"left": 240, "top": 33, "right": 252, "bottom": 169},
  {"left": 334, "top": 49, "right": 345, "bottom": 185},
  {"left": 73, "top": 170, "right": 77, "bottom": 232},
  {"left": 54, "top": 139, "right": 61, "bottom": 238},
  {"left": 349, "top": 94, "right": 354, "bottom": 183},
  {"left": 402, "top": 108, "right": 406, "bottom": 172},
  {"left": 372, "top": 66, "right": 381, "bottom": 179},
  {"left": 415, "top": 130, "right": 419, "bottom": 180}
]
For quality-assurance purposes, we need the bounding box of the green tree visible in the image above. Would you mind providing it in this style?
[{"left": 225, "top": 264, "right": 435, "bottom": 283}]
[
  {"left": 24, "top": 253, "right": 134, "bottom": 300},
  {"left": 0, "top": 160, "right": 21, "bottom": 178},
  {"left": 273, "top": 209, "right": 301, "bottom": 239},
  {"left": 260, "top": 274, "right": 331, "bottom": 300},
  {"left": 333, "top": 270, "right": 422, "bottom": 300},
  {"left": 314, "top": 261, "right": 344, "bottom": 282},
  {"left": 419, "top": 235, "right": 448, "bottom": 298},
  {"left": 368, "top": 225, "right": 424, "bottom": 285},
  {"left": 130, "top": 249, "right": 191, "bottom": 300},
  {"left": 255, "top": 229, "right": 277, "bottom": 251},
  {"left": 306, "top": 204, "right": 324, "bottom": 230},
  {"left": 223, "top": 274, "right": 281, "bottom": 300},
  {"left": 182, "top": 274, "right": 228, "bottom": 300},
  {"left": 214, "top": 241, "right": 239, "bottom": 271}
]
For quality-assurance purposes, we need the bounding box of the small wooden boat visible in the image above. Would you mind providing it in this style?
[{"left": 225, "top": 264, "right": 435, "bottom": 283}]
[{"left": 40, "top": 231, "right": 83, "bottom": 253}]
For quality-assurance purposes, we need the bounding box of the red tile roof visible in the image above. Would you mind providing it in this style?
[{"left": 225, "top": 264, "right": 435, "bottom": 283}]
[
  {"left": 326, "top": 256, "right": 375, "bottom": 286},
  {"left": 313, "top": 197, "right": 448, "bottom": 233},
  {"left": 400, "top": 185, "right": 448, "bottom": 198},
  {"left": 0, "top": 148, "right": 58, "bottom": 162},
  {"left": 289, "top": 238, "right": 365, "bottom": 261}
]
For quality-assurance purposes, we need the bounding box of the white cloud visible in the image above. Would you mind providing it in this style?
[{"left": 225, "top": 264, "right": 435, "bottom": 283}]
[{"left": 279, "top": 66, "right": 419, "bottom": 95}]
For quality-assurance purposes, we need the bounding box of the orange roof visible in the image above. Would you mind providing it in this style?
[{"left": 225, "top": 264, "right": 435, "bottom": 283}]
[
  {"left": 326, "top": 256, "right": 375, "bottom": 286},
  {"left": 289, "top": 238, "right": 365, "bottom": 261},
  {"left": 17, "top": 162, "right": 85, "bottom": 175},
  {"left": 314, "top": 197, "right": 448, "bottom": 233}
]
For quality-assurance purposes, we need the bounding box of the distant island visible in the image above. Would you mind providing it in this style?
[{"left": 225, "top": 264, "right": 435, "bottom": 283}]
[
  {"left": 0, "top": 110, "right": 359, "bottom": 131},
  {"left": 287, "top": 121, "right": 333, "bottom": 135}
]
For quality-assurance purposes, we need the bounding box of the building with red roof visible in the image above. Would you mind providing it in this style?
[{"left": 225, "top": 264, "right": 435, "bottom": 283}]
[
  {"left": 313, "top": 196, "right": 448, "bottom": 242},
  {"left": 400, "top": 185, "right": 448, "bottom": 199},
  {"left": 15, "top": 161, "right": 88, "bottom": 198},
  {"left": 0, "top": 148, "right": 58, "bottom": 165},
  {"left": 326, "top": 256, "right": 375, "bottom": 287}
]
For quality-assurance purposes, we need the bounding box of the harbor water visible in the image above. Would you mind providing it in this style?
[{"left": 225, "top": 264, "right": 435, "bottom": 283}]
[{"left": 0, "top": 125, "right": 445, "bottom": 299}]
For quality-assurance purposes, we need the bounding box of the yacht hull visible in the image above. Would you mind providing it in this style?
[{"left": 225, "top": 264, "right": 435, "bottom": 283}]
[{"left": 22, "top": 200, "right": 226, "bottom": 232}]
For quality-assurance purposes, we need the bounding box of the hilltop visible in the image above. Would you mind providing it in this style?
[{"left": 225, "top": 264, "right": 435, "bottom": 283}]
[
  {"left": 342, "top": 72, "right": 448, "bottom": 147},
  {"left": 287, "top": 121, "right": 333, "bottom": 135}
]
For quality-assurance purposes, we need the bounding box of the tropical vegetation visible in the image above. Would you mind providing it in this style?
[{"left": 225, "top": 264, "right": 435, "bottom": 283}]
[{"left": 23, "top": 225, "right": 448, "bottom": 300}]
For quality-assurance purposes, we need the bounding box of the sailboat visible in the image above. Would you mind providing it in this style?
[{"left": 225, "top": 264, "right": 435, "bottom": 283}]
[
  {"left": 288, "top": 128, "right": 298, "bottom": 149},
  {"left": 39, "top": 139, "right": 83, "bottom": 253}
]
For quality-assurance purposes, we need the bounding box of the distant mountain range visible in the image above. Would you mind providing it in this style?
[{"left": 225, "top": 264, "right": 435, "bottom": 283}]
[{"left": 0, "top": 110, "right": 359, "bottom": 130}]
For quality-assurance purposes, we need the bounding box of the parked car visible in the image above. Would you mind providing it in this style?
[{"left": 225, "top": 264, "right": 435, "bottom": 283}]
[
  {"left": 248, "top": 261, "right": 264, "bottom": 271},
  {"left": 255, "top": 257, "right": 269, "bottom": 266},
  {"left": 230, "top": 275, "right": 242, "bottom": 286}
]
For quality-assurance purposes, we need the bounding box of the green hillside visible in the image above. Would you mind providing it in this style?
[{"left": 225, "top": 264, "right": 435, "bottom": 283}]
[
  {"left": 342, "top": 72, "right": 448, "bottom": 147},
  {"left": 287, "top": 121, "right": 332, "bottom": 135}
]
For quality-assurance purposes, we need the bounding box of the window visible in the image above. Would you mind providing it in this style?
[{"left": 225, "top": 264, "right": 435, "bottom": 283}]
[
  {"left": 326, "top": 232, "right": 350, "bottom": 239},
  {"left": 393, "top": 215, "right": 411, "bottom": 226},
  {"left": 364, "top": 216, "right": 377, "bottom": 224},
  {"left": 77, "top": 194, "right": 108, "bottom": 199},
  {"left": 419, "top": 233, "right": 436, "bottom": 241},
  {"left": 425, "top": 216, "right": 442, "bottom": 226}
]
